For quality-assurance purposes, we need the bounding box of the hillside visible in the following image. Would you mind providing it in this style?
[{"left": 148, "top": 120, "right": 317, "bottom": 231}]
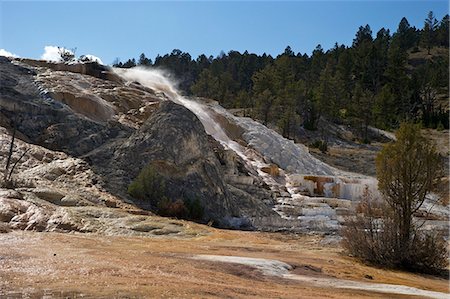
[{"left": 0, "top": 56, "right": 448, "bottom": 298}]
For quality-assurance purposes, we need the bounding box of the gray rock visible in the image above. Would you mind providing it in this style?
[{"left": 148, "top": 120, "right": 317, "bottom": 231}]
[
  {"left": 89, "top": 101, "right": 277, "bottom": 227},
  {"left": 0, "top": 58, "right": 131, "bottom": 156},
  {"left": 0, "top": 58, "right": 279, "bottom": 230},
  {"left": 34, "top": 188, "right": 65, "bottom": 203}
]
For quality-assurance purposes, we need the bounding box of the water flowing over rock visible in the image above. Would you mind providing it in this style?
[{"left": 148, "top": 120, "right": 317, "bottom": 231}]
[{"left": 112, "top": 67, "right": 385, "bottom": 231}]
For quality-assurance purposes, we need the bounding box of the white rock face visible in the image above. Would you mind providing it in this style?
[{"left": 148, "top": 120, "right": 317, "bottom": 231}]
[{"left": 209, "top": 104, "right": 338, "bottom": 176}]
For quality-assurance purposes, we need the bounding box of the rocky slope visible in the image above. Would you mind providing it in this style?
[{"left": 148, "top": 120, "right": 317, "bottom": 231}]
[{"left": 0, "top": 57, "right": 279, "bottom": 232}]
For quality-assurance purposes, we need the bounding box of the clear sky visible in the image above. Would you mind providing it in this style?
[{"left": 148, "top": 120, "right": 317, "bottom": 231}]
[{"left": 1, "top": 1, "right": 448, "bottom": 64}]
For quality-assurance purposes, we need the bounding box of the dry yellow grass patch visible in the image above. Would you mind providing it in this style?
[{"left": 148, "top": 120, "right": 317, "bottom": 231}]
[{"left": 0, "top": 228, "right": 448, "bottom": 298}]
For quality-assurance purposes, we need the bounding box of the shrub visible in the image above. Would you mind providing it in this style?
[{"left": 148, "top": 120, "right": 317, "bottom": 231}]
[
  {"left": 128, "top": 164, "right": 204, "bottom": 220},
  {"left": 342, "top": 199, "right": 448, "bottom": 274},
  {"left": 342, "top": 123, "right": 448, "bottom": 274},
  {"left": 311, "top": 140, "right": 328, "bottom": 153},
  {"left": 128, "top": 165, "right": 205, "bottom": 221},
  {"left": 342, "top": 200, "right": 396, "bottom": 266},
  {"left": 128, "top": 165, "right": 166, "bottom": 205},
  {"left": 57, "top": 47, "right": 76, "bottom": 62},
  {"left": 408, "top": 232, "right": 448, "bottom": 273},
  {"left": 186, "top": 197, "right": 204, "bottom": 220}
]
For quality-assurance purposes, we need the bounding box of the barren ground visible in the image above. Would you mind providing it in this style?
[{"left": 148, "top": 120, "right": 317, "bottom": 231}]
[{"left": 1, "top": 226, "right": 448, "bottom": 298}]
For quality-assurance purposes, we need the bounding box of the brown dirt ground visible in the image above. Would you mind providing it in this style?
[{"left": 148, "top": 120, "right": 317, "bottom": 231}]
[{"left": 0, "top": 227, "right": 448, "bottom": 298}]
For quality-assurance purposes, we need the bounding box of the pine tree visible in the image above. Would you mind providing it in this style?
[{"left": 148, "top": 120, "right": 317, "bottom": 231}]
[
  {"left": 376, "top": 123, "right": 441, "bottom": 264},
  {"left": 393, "top": 17, "right": 417, "bottom": 50},
  {"left": 373, "top": 85, "right": 396, "bottom": 129},
  {"left": 372, "top": 28, "right": 391, "bottom": 92},
  {"left": 421, "top": 11, "right": 439, "bottom": 54},
  {"left": 138, "top": 53, "right": 152, "bottom": 66},
  {"left": 122, "top": 58, "right": 136, "bottom": 68},
  {"left": 436, "top": 14, "right": 449, "bottom": 47}
]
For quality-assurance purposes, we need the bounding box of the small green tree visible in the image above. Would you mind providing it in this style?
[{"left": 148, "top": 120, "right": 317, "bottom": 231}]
[
  {"left": 343, "top": 123, "right": 447, "bottom": 273},
  {"left": 376, "top": 123, "right": 441, "bottom": 251},
  {"left": 128, "top": 165, "right": 166, "bottom": 205}
]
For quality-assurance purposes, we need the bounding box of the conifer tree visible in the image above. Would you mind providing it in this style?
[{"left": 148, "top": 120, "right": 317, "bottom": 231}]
[
  {"left": 422, "top": 11, "right": 439, "bottom": 54},
  {"left": 376, "top": 123, "right": 441, "bottom": 258}
]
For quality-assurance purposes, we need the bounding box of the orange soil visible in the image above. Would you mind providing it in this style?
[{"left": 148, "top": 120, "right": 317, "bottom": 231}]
[{"left": 0, "top": 228, "right": 448, "bottom": 298}]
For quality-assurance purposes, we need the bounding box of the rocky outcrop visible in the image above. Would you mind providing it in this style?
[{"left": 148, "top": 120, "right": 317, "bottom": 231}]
[
  {"left": 19, "top": 58, "right": 123, "bottom": 83},
  {"left": 0, "top": 57, "right": 130, "bottom": 156},
  {"left": 0, "top": 57, "right": 280, "bottom": 230},
  {"left": 0, "top": 57, "right": 169, "bottom": 156},
  {"left": 88, "top": 101, "right": 277, "bottom": 227}
]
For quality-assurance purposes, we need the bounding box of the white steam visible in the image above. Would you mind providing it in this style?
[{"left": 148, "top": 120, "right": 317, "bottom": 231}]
[{"left": 113, "top": 67, "right": 179, "bottom": 99}]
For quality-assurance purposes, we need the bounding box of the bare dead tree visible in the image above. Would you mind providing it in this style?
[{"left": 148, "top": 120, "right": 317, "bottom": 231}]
[
  {"left": 3, "top": 124, "right": 16, "bottom": 182},
  {"left": 2, "top": 106, "right": 28, "bottom": 188}
]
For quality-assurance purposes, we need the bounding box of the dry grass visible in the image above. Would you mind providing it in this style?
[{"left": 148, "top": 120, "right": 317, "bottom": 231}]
[{"left": 0, "top": 228, "right": 448, "bottom": 298}]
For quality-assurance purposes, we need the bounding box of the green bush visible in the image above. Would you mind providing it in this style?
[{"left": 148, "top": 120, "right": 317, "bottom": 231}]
[
  {"left": 311, "top": 140, "right": 328, "bottom": 153},
  {"left": 186, "top": 197, "right": 204, "bottom": 220},
  {"left": 342, "top": 200, "right": 448, "bottom": 274},
  {"left": 128, "top": 165, "right": 166, "bottom": 205},
  {"left": 128, "top": 164, "right": 205, "bottom": 221}
]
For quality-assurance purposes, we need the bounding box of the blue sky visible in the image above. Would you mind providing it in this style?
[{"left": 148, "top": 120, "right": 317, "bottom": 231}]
[{"left": 1, "top": 1, "right": 448, "bottom": 64}]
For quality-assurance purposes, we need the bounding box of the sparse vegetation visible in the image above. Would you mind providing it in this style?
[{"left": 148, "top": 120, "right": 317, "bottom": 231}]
[
  {"left": 128, "top": 164, "right": 204, "bottom": 220},
  {"left": 342, "top": 123, "right": 447, "bottom": 274},
  {"left": 311, "top": 140, "right": 328, "bottom": 153},
  {"left": 128, "top": 164, "right": 166, "bottom": 205},
  {"left": 57, "top": 46, "right": 76, "bottom": 62},
  {"left": 1, "top": 118, "right": 29, "bottom": 189}
]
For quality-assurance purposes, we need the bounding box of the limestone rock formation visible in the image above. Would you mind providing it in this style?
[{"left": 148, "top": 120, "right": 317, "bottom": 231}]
[
  {"left": 0, "top": 57, "right": 278, "bottom": 231},
  {"left": 88, "top": 100, "right": 277, "bottom": 226}
]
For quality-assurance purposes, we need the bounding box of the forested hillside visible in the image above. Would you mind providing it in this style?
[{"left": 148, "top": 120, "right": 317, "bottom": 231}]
[{"left": 114, "top": 12, "right": 449, "bottom": 141}]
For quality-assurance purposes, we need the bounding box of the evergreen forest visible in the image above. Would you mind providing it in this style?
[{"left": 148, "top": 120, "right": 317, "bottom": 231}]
[{"left": 114, "top": 12, "right": 449, "bottom": 141}]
